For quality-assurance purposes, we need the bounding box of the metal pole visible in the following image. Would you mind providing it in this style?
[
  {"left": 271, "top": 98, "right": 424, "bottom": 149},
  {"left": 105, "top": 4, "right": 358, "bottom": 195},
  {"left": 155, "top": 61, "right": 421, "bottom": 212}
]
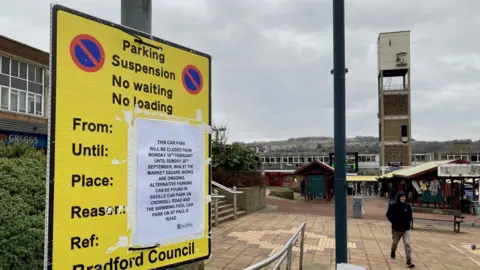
[
  {"left": 286, "top": 244, "right": 293, "bottom": 270},
  {"left": 214, "top": 190, "right": 219, "bottom": 227},
  {"left": 233, "top": 186, "right": 238, "bottom": 220},
  {"left": 121, "top": 0, "right": 152, "bottom": 34},
  {"left": 332, "top": 0, "right": 348, "bottom": 265},
  {"left": 299, "top": 225, "right": 305, "bottom": 269}
]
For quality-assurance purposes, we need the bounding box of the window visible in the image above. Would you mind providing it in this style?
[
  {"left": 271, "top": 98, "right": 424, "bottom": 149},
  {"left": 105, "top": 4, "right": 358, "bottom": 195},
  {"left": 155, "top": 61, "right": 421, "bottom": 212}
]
[
  {"left": 261, "top": 157, "right": 265, "bottom": 163},
  {"left": 19, "top": 91, "right": 26, "bottom": 113},
  {"left": 0, "top": 54, "right": 45, "bottom": 116},
  {"left": 299, "top": 157, "right": 305, "bottom": 163},
  {"left": 11, "top": 59, "right": 18, "bottom": 77},
  {"left": 28, "top": 94, "right": 34, "bottom": 114},
  {"left": 19, "top": 62, "right": 27, "bottom": 79},
  {"left": 307, "top": 157, "right": 312, "bottom": 162},
  {"left": 35, "top": 67, "right": 43, "bottom": 83},
  {"left": 10, "top": 90, "right": 18, "bottom": 111},
  {"left": 1, "top": 87, "right": 8, "bottom": 109},
  {"left": 275, "top": 157, "right": 281, "bottom": 163},
  {"left": 282, "top": 157, "right": 288, "bottom": 163},
  {"left": 401, "top": 125, "right": 407, "bottom": 137},
  {"left": 288, "top": 157, "right": 293, "bottom": 163},
  {"left": 1, "top": 56, "right": 10, "bottom": 74},
  {"left": 371, "top": 156, "right": 376, "bottom": 162},
  {"left": 471, "top": 155, "right": 478, "bottom": 162},
  {"left": 28, "top": 65, "right": 35, "bottom": 81},
  {"left": 293, "top": 157, "right": 298, "bottom": 163},
  {"left": 324, "top": 157, "right": 329, "bottom": 163}
]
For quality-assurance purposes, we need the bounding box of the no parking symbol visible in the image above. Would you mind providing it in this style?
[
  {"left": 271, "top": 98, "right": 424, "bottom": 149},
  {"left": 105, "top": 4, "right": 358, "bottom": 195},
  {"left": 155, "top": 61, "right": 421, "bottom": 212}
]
[{"left": 70, "top": 34, "right": 105, "bottom": 72}]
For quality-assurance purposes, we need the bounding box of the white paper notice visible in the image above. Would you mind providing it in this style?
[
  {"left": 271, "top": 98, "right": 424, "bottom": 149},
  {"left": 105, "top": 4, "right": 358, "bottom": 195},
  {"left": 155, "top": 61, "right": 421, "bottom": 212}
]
[{"left": 135, "top": 118, "right": 205, "bottom": 246}]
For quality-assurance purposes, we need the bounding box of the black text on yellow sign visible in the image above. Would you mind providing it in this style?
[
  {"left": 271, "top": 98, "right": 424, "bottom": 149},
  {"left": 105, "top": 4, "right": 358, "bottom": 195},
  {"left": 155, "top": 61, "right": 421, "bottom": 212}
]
[{"left": 46, "top": 4, "right": 211, "bottom": 270}]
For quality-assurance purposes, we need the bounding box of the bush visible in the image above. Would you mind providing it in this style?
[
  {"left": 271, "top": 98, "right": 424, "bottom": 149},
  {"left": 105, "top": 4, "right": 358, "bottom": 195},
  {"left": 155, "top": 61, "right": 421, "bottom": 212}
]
[
  {"left": 212, "top": 170, "right": 266, "bottom": 188},
  {"left": 0, "top": 143, "right": 46, "bottom": 269},
  {"left": 270, "top": 187, "right": 294, "bottom": 200},
  {"left": 212, "top": 141, "right": 261, "bottom": 172},
  {"left": 290, "top": 186, "right": 301, "bottom": 193}
]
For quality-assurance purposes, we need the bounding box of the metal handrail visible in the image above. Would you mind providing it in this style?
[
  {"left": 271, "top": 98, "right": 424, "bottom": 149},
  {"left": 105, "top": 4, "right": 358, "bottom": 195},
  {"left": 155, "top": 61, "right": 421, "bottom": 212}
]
[
  {"left": 212, "top": 181, "right": 243, "bottom": 221},
  {"left": 244, "top": 222, "right": 306, "bottom": 270},
  {"left": 211, "top": 191, "right": 225, "bottom": 227},
  {"left": 212, "top": 180, "right": 243, "bottom": 194}
]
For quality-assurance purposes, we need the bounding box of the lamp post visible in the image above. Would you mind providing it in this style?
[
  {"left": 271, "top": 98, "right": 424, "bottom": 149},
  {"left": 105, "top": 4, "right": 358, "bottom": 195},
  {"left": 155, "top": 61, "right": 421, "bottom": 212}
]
[{"left": 332, "top": 0, "right": 348, "bottom": 264}]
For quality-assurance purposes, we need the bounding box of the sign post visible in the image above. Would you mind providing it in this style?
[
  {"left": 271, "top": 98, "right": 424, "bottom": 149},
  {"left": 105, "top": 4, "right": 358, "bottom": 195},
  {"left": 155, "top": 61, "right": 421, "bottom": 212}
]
[
  {"left": 121, "top": 0, "right": 152, "bottom": 34},
  {"left": 45, "top": 5, "right": 211, "bottom": 269}
]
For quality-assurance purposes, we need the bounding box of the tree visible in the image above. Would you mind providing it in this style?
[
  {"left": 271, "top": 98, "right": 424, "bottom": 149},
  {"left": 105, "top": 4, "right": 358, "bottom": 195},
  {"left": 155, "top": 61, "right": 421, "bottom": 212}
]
[
  {"left": 0, "top": 143, "right": 46, "bottom": 269},
  {"left": 211, "top": 126, "right": 261, "bottom": 172}
]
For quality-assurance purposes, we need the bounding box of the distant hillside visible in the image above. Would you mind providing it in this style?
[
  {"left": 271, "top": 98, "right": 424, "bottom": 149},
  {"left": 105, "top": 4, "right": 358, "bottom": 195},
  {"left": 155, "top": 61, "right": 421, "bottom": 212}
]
[{"left": 243, "top": 136, "right": 478, "bottom": 153}]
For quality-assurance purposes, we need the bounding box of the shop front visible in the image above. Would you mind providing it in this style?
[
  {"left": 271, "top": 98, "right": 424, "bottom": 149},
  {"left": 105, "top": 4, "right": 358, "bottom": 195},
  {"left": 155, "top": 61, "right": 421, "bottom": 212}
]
[{"left": 0, "top": 130, "right": 47, "bottom": 149}]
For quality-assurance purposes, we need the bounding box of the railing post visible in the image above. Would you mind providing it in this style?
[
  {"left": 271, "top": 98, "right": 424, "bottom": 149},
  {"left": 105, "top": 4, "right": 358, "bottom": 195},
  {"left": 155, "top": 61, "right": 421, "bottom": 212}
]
[
  {"left": 299, "top": 225, "right": 305, "bottom": 270},
  {"left": 286, "top": 243, "right": 293, "bottom": 270},
  {"left": 214, "top": 190, "right": 219, "bottom": 227},
  {"left": 233, "top": 186, "right": 237, "bottom": 220}
]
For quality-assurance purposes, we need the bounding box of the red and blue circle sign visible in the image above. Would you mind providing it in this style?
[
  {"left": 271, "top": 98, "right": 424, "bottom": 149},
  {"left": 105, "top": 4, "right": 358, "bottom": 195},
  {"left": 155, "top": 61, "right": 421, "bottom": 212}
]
[
  {"left": 182, "top": 65, "right": 203, "bottom": 95},
  {"left": 70, "top": 34, "right": 105, "bottom": 72}
]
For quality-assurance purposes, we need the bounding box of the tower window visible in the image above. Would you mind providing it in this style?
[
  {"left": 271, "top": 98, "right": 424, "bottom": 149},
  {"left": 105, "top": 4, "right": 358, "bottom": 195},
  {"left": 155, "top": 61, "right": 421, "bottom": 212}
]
[{"left": 401, "top": 125, "right": 407, "bottom": 137}]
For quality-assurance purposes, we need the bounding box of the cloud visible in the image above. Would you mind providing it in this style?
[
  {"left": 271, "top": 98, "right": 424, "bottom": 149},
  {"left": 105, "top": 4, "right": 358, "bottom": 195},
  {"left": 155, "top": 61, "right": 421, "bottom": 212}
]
[{"left": 2, "top": 0, "right": 479, "bottom": 142}]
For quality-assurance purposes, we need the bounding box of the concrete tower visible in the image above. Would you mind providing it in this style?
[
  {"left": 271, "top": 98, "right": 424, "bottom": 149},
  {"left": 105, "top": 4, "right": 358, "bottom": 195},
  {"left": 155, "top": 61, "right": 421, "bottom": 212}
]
[{"left": 377, "top": 31, "right": 412, "bottom": 172}]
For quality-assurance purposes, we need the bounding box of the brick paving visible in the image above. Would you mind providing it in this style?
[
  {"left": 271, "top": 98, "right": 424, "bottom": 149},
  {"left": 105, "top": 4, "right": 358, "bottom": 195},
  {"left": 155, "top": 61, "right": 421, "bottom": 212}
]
[
  {"left": 206, "top": 212, "right": 480, "bottom": 270},
  {"left": 266, "top": 195, "right": 479, "bottom": 223}
]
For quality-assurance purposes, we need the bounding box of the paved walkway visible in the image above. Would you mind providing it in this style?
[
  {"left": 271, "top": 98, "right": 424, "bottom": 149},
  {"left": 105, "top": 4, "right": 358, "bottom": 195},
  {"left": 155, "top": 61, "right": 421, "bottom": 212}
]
[
  {"left": 266, "top": 195, "right": 479, "bottom": 223},
  {"left": 206, "top": 212, "right": 480, "bottom": 270}
]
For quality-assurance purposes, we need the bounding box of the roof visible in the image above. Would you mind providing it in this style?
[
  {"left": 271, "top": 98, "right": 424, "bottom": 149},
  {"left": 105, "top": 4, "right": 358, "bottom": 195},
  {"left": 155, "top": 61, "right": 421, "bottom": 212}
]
[
  {"left": 294, "top": 160, "right": 334, "bottom": 174},
  {"left": 0, "top": 35, "right": 49, "bottom": 66},
  {"left": 263, "top": 170, "right": 296, "bottom": 173},
  {"left": 393, "top": 160, "right": 455, "bottom": 178},
  {"left": 378, "top": 167, "right": 412, "bottom": 179},
  {"left": 346, "top": 175, "right": 377, "bottom": 182}
]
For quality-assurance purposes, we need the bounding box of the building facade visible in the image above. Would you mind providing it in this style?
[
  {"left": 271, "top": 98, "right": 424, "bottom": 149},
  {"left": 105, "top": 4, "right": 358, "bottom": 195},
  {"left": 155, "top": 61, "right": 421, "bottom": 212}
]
[
  {"left": 377, "top": 31, "right": 412, "bottom": 170},
  {"left": 258, "top": 151, "right": 479, "bottom": 175},
  {"left": 0, "top": 35, "right": 49, "bottom": 150}
]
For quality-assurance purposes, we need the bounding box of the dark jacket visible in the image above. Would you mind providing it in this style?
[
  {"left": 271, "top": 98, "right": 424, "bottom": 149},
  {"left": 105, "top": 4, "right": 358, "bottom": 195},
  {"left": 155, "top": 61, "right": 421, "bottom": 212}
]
[
  {"left": 386, "top": 191, "right": 412, "bottom": 232},
  {"left": 389, "top": 189, "right": 397, "bottom": 200}
]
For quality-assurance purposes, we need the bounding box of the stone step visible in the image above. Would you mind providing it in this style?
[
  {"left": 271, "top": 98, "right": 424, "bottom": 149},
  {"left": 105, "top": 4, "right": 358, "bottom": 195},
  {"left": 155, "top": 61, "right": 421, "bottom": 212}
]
[
  {"left": 210, "top": 203, "right": 232, "bottom": 212},
  {"left": 210, "top": 199, "right": 230, "bottom": 207},
  {"left": 211, "top": 203, "right": 244, "bottom": 219},
  {"left": 213, "top": 210, "right": 247, "bottom": 225}
]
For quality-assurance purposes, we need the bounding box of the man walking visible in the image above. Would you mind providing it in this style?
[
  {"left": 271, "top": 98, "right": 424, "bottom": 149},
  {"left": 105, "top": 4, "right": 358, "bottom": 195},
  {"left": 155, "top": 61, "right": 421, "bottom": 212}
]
[{"left": 386, "top": 191, "right": 415, "bottom": 268}]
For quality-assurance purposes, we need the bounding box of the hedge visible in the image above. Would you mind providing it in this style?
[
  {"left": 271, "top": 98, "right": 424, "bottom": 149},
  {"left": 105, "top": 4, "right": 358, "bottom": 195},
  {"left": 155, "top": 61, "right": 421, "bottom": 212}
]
[
  {"left": 212, "top": 170, "right": 266, "bottom": 188},
  {"left": 0, "top": 144, "right": 46, "bottom": 269}
]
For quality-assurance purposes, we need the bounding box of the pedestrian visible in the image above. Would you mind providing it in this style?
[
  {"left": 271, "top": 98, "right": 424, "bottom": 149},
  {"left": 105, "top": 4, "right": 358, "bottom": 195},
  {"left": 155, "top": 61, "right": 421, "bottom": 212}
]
[
  {"left": 388, "top": 188, "right": 396, "bottom": 206},
  {"left": 300, "top": 177, "right": 305, "bottom": 197},
  {"left": 386, "top": 191, "right": 415, "bottom": 268}
]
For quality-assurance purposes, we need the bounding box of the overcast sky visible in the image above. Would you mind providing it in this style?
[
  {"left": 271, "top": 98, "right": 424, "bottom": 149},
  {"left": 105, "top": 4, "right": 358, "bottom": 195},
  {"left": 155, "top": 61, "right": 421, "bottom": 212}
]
[{"left": 1, "top": 0, "right": 479, "bottom": 142}]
